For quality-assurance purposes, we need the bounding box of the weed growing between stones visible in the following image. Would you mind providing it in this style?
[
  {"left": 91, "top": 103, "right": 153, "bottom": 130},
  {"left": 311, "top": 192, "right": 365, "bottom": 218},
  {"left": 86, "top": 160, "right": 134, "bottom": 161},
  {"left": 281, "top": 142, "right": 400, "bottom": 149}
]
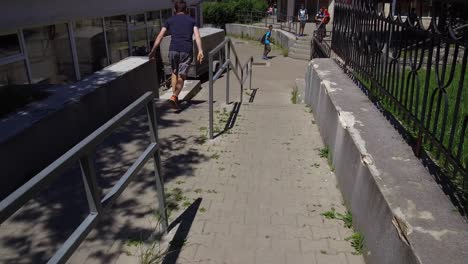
[
  {"left": 321, "top": 208, "right": 365, "bottom": 255},
  {"left": 321, "top": 208, "right": 352, "bottom": 228},
  {"left": 318, "top": 147, "right": 329, "bottom": 158},
  {"left": 291, "top": 85, "right": 299, "bottom": 104},
  {"left": 345, "top": 232, "right": 365, "bottom": 255},
  {"left": 124, "top": 212, "right": 174, "bottom": 264}
]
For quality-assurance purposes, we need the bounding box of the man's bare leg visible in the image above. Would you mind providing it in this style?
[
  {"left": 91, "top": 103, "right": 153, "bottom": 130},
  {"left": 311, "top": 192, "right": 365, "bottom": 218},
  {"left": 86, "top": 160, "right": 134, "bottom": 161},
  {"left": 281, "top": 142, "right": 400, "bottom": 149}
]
[
  {"left": 174, "top": 74, "right": 186, "bottom": 97},
  {"left": 171, "top": 73, "right": 178, "bottom": 95}
]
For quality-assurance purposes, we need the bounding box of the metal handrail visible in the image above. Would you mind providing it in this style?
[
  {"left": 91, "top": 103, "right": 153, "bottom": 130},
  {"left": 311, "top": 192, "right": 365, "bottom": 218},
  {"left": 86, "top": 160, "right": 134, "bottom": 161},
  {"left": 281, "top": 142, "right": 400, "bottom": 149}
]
[
  {"left": 0, "top": 91, "right": 168, "bottom": 264},
  {"left": 208, "top": 38, "right": 254, "bottom": 139},
  {"left": 236, "top": 10, "right": 299, "bottom": 36}
]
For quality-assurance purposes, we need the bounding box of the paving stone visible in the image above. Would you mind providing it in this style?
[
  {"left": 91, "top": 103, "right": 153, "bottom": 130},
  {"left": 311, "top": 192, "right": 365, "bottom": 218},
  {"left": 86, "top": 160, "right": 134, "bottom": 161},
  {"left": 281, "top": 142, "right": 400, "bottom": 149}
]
[
  {"left": 311, "top": 226, "right": 342, "bottom": 240},
  {"left": 286, "top": 252, "right": 318, "bottom": 264},
  {"left": 255, "top": 249, "right": 286, "bottom": 264},
  {"left": 316, "top": 252, "right": 348, "bottom": 264},
  {"left": 346, "top": 253, "right": 367, "bottom": 264},
  {"left": 271, "top": 238, "right": 301, "bottom": 254},
  {"left": 299, "top": 239, "right": 329, "bottom": 254}
]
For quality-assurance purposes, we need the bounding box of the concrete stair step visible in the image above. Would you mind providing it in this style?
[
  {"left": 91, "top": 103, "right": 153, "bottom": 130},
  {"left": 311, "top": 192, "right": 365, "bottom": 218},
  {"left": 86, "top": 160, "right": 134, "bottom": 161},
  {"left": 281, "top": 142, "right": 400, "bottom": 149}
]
[
  {"left": 295, "top": 38, "right": 313, "bottom": 44},
  {"left": 293, "top": 43, "right": 310, "bottom": 50},
  {"left": 288, "top": 51, "right": 310, "bottom": 61},
  {"left": 159, "top": 80, "right": 202, "bottom": 101},
  {"left": 290, "top": 47, "right": 310, "bottom": 56}
]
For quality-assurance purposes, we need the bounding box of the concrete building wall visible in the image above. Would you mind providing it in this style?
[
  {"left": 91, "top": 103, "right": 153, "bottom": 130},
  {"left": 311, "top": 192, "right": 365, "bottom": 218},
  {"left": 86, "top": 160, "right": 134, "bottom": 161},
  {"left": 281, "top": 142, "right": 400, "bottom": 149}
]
[{"left": 0, "top": 0, "right": 201, "bottom": 31}]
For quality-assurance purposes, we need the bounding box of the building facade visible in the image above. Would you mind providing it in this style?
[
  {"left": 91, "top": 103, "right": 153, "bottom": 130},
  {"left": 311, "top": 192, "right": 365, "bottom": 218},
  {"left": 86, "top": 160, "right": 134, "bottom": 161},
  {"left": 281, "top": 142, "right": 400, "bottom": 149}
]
[{"left": 0, "top": 0, "right": 203, "bottom": 88}]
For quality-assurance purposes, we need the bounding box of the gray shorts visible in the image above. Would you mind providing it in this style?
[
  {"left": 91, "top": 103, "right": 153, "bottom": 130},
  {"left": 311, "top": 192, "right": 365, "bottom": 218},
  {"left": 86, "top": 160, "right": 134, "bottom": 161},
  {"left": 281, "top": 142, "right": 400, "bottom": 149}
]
[{"left": 169, "top": 51, "right": 193, "bottom": 76}]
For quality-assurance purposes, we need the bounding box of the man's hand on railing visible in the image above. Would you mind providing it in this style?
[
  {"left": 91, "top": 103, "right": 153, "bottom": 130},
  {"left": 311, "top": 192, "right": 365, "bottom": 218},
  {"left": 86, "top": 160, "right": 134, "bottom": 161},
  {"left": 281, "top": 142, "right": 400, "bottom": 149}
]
[{"left": 197, "top": 51, "right": 204, "bottom": 64}]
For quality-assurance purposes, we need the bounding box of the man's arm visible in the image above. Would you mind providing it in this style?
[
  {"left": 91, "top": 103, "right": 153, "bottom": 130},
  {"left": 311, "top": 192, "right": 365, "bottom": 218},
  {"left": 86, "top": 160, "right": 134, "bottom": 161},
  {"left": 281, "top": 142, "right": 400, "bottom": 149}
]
[
  {"left": 148, "top": 27, "right": 167, "bottom": 60},
  {"left": 194, "top": 26, "right": 204, "bottom": 63}
]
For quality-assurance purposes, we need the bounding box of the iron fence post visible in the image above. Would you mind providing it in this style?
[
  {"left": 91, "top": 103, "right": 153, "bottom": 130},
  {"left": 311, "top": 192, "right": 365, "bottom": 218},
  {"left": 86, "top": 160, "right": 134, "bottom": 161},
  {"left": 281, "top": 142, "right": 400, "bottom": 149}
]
[
  {"left": 79, "top": 155, "right": 102, "bottom": 214},
  {"left": 226, "top": 41, "right": 231, "bottom": 104},
  {"left": 209, "top": 52, "right": 214, "bottom": 139},
  {"left": 249, "top": 58, "right": 253, "bottom": 90},
  {"left": 240, "top": 69, "right": 244, "bottom": 103},
  {"left": 146, "top": 100, "right": 168, "bottom": 232}
]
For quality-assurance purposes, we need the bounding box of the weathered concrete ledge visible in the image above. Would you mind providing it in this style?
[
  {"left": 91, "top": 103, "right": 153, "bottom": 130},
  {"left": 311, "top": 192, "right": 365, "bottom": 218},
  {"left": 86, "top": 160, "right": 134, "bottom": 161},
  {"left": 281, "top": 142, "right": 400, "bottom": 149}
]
[
  {"left": 0, "top": 57, "right": 159, "bottom": 199},
  {"left": 225, "top": 23, "right": 296, "bottom": 50},
  {"left": 304, "top": 58, "right": 468, "bottom": 264}
]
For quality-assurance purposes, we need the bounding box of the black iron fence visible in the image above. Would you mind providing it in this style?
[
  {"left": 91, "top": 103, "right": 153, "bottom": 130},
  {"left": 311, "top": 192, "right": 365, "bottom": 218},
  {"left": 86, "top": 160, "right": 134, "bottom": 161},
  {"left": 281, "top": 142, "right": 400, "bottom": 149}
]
[
  {"left": 236, "top": 10, "right": 299, "bottom": 35},
  {"left": 331, "top": 0, "right": 468, "bottom": 212}
]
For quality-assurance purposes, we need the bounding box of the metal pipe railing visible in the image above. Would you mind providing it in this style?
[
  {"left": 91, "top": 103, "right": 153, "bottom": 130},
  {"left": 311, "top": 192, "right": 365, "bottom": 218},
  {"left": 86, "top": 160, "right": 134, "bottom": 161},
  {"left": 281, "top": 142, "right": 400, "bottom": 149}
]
[
  {"left": 208, "top": 38, "right": 254, "bottom": 139},
  {"left": 0, "top": 91, "right": 168, "bottom": 264},
  {"left": 236, "top": 10, "right": 299, "bottom": 36}
]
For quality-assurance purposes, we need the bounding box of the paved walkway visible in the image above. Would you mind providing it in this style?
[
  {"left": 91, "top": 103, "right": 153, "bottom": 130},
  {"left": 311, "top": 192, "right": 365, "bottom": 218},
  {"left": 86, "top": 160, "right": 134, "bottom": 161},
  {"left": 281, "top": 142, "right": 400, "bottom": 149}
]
[{"left": 0, "top": 39, "right": 364, "bottom": 264}]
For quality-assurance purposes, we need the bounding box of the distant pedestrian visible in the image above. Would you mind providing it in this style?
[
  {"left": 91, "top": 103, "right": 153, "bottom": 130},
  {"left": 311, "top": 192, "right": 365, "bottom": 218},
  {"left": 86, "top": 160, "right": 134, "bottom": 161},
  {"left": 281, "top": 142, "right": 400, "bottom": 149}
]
[
  {"left": 267, "top": 6, "right": 274, "bottom": 16},
  {"left": 261, "top": 25, "right": 273, "bottom": 60},
  {"left": 298, "top": 4, "right": 309, "bottom": 37},
  {"left": 149, "top": 0, "right": 204, "bottom": 109}
]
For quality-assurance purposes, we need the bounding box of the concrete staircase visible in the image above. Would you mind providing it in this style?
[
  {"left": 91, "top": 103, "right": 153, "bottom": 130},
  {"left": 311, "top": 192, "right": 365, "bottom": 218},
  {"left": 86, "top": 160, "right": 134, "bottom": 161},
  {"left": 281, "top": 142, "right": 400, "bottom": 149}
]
[{"left": 288, "top": 37, "right": 312, "bottom": 61}]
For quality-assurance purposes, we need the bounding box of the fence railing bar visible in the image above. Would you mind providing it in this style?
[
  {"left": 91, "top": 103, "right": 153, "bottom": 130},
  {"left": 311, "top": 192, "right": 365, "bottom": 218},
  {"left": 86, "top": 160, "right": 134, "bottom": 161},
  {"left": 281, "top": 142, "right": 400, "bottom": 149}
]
[
  {"left": 145, "top": 99, "right": 168, "bottom": 232},
  {"left": 79, "top": 155, "right": 102, "bottom": 214},
  {"left": 47, "top": 213, "right": 98, "bottom": 264},
  {"left": 101, "top": 143, "right": 159, "bottom": 209},
  {"left": 208, "top": 37, "right": 254, "bottom": 138},
  {"left": 213, "top": 60, "right": 230, "bottom": 81},
  {"left": 0, "top": 92, "right": 154, "bottom": 224},
  {"left": 330, "top": 0, "right": 468, "bottom": 212}
]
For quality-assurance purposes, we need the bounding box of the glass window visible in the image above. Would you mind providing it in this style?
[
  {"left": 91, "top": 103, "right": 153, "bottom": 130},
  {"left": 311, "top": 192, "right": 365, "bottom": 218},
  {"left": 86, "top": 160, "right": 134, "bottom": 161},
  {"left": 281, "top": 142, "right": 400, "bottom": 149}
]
[
  {"left": 105, "top": 15, "right": 129, "bottom": 64},
  {"left": 23, "top": 24, "right": 76, "bottom": 84},
  {"left": 147, "top": 11, "right": 162, "bottom": 43},
  {"left": 0, "top": 31, "right": 21, "bottom": 58},
  {"left": 130, "top": 28, "right": 149, "bottom": 56},
  {"left": 128, "top": 14, "right": 146, "bottom": 27},
  {"left": 73, "top": 19, "right": 109, "bottom": 77}
]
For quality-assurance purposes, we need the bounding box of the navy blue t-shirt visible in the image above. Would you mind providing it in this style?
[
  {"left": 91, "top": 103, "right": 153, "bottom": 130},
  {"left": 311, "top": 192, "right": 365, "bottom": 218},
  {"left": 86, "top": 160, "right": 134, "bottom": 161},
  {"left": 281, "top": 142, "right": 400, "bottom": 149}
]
[{"left": 164, "top": 14, "right": 198, "bottom": 54}]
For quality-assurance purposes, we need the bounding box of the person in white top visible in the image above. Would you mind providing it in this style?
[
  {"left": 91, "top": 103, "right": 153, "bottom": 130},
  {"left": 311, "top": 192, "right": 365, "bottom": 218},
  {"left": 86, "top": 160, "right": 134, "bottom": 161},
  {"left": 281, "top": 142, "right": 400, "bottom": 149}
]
[{"left": 297, "top": 5, "right": 309, "bottom": 37}]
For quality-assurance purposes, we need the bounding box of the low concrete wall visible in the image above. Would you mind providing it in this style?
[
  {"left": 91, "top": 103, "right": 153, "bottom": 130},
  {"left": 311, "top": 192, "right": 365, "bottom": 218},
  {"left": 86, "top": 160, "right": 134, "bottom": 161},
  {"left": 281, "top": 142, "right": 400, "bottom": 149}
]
[
  {"left": 304, "top": 59, "right": 468, "bottom": 264},
  {"left": 0, "top": 57, "right": 159, "bottom": 199},
  {"left": 160, "top": 28, "right": 225, "bottom": 78},
  {"left": 225, "top": 23, "right": 297, "bottom": 50}
]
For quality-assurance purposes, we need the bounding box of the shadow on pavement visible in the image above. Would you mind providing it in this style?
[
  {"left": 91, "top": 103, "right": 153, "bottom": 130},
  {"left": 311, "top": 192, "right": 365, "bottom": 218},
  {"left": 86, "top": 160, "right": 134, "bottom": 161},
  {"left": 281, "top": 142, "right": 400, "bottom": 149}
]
[
  {"left": 162, "top": 198, "right": 201, "bottom": 264},
  {"left": 0, "top": 101, "right": 209, "bottom": 263}
]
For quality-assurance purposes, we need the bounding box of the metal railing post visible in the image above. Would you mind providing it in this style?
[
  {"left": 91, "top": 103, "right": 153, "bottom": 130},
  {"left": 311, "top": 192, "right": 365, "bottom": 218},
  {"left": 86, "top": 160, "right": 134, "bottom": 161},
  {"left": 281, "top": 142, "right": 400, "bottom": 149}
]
[
  {"left": 209, "top": 53, "right": 214, "bottom": 139},
  {"left": 226, "top": 41, "right": 231, "bottom": 104},
  {"left": 146, "top": 101, "right": 168, "bottom": 232},
  {"left": 79, "top": 155, "right": 102, "bottom": 214},
  {"left": 240, "top": 69, "right": 244, "bottom": 103},
  {"left": 249, "top": 58, "right": 253, "bottom": 90}
]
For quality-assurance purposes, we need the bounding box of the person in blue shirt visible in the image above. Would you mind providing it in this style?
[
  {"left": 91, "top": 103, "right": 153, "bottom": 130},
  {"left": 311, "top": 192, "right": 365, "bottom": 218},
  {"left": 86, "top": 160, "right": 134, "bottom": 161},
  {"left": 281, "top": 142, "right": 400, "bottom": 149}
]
[
  {"left": 263, "top": 25, "right": 273, "bottom": 60},
  {"left": 149, "top": 0, "right": 204, "bottom": 109}
]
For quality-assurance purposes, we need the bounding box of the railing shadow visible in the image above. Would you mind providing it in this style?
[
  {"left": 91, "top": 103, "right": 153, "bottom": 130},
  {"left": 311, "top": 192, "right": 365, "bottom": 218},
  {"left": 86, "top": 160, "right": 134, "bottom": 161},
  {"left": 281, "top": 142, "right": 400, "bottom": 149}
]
[
  {"left": 162, "top": 198, "right": 201, "bottom": 264},
  {"left": 213, "top": 102, "right": 242, "bottom": 139}
]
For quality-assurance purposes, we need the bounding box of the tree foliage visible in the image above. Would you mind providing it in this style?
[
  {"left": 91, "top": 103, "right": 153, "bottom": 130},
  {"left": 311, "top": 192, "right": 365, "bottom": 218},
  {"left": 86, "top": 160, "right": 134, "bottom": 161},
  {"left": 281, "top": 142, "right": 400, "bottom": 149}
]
[{"left": 203, "top": 0, "right": 268, "bottom": 25}]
